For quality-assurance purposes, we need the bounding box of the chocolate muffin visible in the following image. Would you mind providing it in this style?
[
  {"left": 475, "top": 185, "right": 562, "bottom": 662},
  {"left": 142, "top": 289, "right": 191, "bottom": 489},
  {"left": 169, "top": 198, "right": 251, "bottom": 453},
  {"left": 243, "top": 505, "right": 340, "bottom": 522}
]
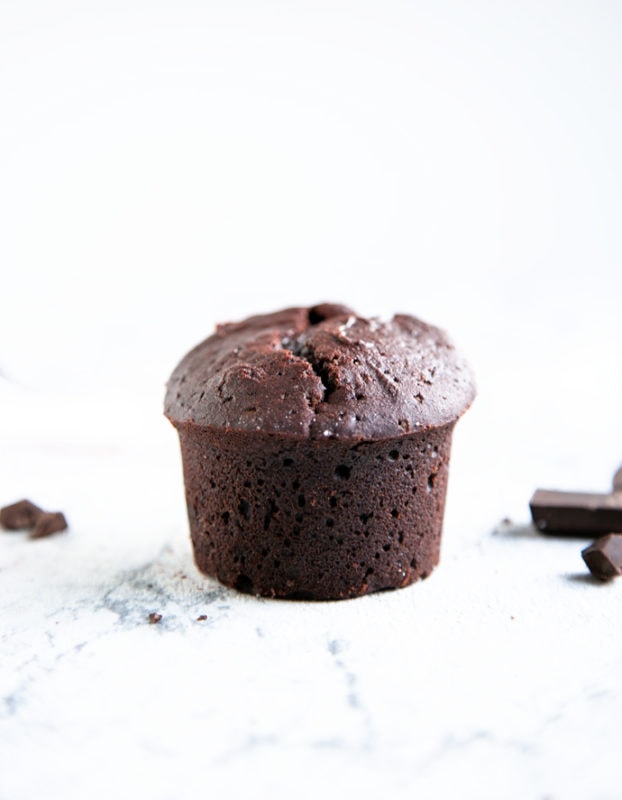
[{"left": 165, "top": 303, "right": 475, "bottom": 600}]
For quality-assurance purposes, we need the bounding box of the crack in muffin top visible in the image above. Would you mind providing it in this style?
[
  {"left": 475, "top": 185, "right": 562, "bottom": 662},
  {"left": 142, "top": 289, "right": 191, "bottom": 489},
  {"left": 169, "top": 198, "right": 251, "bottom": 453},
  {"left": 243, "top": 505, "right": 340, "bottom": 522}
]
[{"left": 165, "top": 303, "right": 475, "bottom": 441}]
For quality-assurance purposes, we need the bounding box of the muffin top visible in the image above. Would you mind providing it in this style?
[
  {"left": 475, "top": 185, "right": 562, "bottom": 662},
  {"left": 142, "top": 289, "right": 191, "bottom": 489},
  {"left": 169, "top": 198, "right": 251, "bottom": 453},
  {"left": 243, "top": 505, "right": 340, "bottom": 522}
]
[{"left": 165, "top": 303, "right": 475, "bottom": 441}]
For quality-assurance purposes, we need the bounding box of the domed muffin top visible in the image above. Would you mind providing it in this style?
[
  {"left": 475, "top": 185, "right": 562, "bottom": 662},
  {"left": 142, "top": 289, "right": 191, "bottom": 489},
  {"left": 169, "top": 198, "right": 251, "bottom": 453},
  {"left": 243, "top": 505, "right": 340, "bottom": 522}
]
[{"left": 165, "top": 303, "right": 475, "bottom": 441}]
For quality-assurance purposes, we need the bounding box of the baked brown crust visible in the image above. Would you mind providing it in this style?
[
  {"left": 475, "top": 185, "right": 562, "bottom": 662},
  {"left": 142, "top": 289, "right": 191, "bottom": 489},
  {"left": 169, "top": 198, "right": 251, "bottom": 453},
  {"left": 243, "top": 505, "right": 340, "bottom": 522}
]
[{"left": 165, "top": 303, "right": 475, "bottom": 441}]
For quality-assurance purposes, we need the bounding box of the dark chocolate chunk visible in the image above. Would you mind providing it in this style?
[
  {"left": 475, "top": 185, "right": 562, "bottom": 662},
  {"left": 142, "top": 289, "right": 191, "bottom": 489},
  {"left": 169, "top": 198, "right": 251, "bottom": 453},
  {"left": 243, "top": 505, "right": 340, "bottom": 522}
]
[
  {"left": 30, "top": 511, "right": 68, "bottom": 540},
  {"left": 529, "top": 489, "right": 622, "bottom": 535},
  {"left": 613, "top": 466, "right": 622, "bottom": 493},
  {"left": 307, "top": 303, "right": 355, "bottom": 324},
  {"left": 148, "top": 612, "right": 162, "bottom": 624},
  {"left": 582, "top": 534, "right": 622, "bottom": 580},
  {"left": 196, "top": 614, "right": 208, "bottom": 621},
  {"left": 0, "top": 499, "right": 43, "bottom": 530}
]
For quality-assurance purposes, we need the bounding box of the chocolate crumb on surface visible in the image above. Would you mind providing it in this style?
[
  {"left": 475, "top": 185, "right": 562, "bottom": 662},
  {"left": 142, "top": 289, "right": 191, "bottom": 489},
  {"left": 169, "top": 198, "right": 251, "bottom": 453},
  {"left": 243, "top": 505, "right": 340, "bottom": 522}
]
[
  {"left": 0, "top": 499, "right": 44, "bottom": 530},
  {"left": 582, "top": 534, "right": 622, "bottom": 580},
  {"left": 30, "top": 512, "right": 68, "bottom": 540},
  {"left": 148, "top": 613, "right": 162, "bottom": 624},
  {"left": 196, "top": 615, "right": 208, "bottom": 621}
]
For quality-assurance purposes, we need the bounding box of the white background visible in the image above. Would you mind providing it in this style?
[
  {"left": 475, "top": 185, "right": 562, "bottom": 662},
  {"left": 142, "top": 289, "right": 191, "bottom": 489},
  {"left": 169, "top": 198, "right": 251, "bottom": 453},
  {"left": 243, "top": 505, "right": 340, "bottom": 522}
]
[
  {"left": 1, "top": 0, "right": 621, "bottom": 491},
  {"left": 1, "top": 2, "right": 622, "bottom": 799}
]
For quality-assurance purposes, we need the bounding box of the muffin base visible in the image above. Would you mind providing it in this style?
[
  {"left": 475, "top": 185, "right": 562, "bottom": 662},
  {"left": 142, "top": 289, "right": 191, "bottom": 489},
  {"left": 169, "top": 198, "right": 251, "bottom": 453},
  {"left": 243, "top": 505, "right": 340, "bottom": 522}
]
[{"left": 177, "top": 424, "right": 455, "bottom": 601}]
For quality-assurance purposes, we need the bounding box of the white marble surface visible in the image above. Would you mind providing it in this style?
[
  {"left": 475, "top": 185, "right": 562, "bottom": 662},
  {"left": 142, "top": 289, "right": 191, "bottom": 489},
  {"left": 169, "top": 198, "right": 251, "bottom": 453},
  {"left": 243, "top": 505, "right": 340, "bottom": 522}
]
[
  {"left": 2, "top": 375, "right": 622, "bottom": 800},
  {"left": 2, "top": 2, "right": 622, "bottom": 798}
]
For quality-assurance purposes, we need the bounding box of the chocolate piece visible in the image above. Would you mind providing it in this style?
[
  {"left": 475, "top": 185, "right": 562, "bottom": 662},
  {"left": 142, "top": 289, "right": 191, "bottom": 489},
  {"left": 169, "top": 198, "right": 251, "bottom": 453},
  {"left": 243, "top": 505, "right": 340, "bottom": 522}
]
[
  {"left": 196, "top": 614, "right": 208, "bottom": 621},
  {"left": 307, "top": 303, "right": 355, "bottom": 324},
  {"left": 582, "top": 534, "right": 622, "bottom": 580},
  {"left": 0, "top": 499, "right": 43, "bottom": 530},
  {"left": 529, "top": 489, "right": 622, "bottom": 535},
  {"left": 613, "top": 466, "right": 622, "bottom": 493},
  {"left": 30, "top": 511, "right": 68, "bottom": 540},
  {"left": 148, "top": 613, "right": 162, "bottom": 624},
  {"left": 165, "top": 304, "right": 475, "bottom": 600}
]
